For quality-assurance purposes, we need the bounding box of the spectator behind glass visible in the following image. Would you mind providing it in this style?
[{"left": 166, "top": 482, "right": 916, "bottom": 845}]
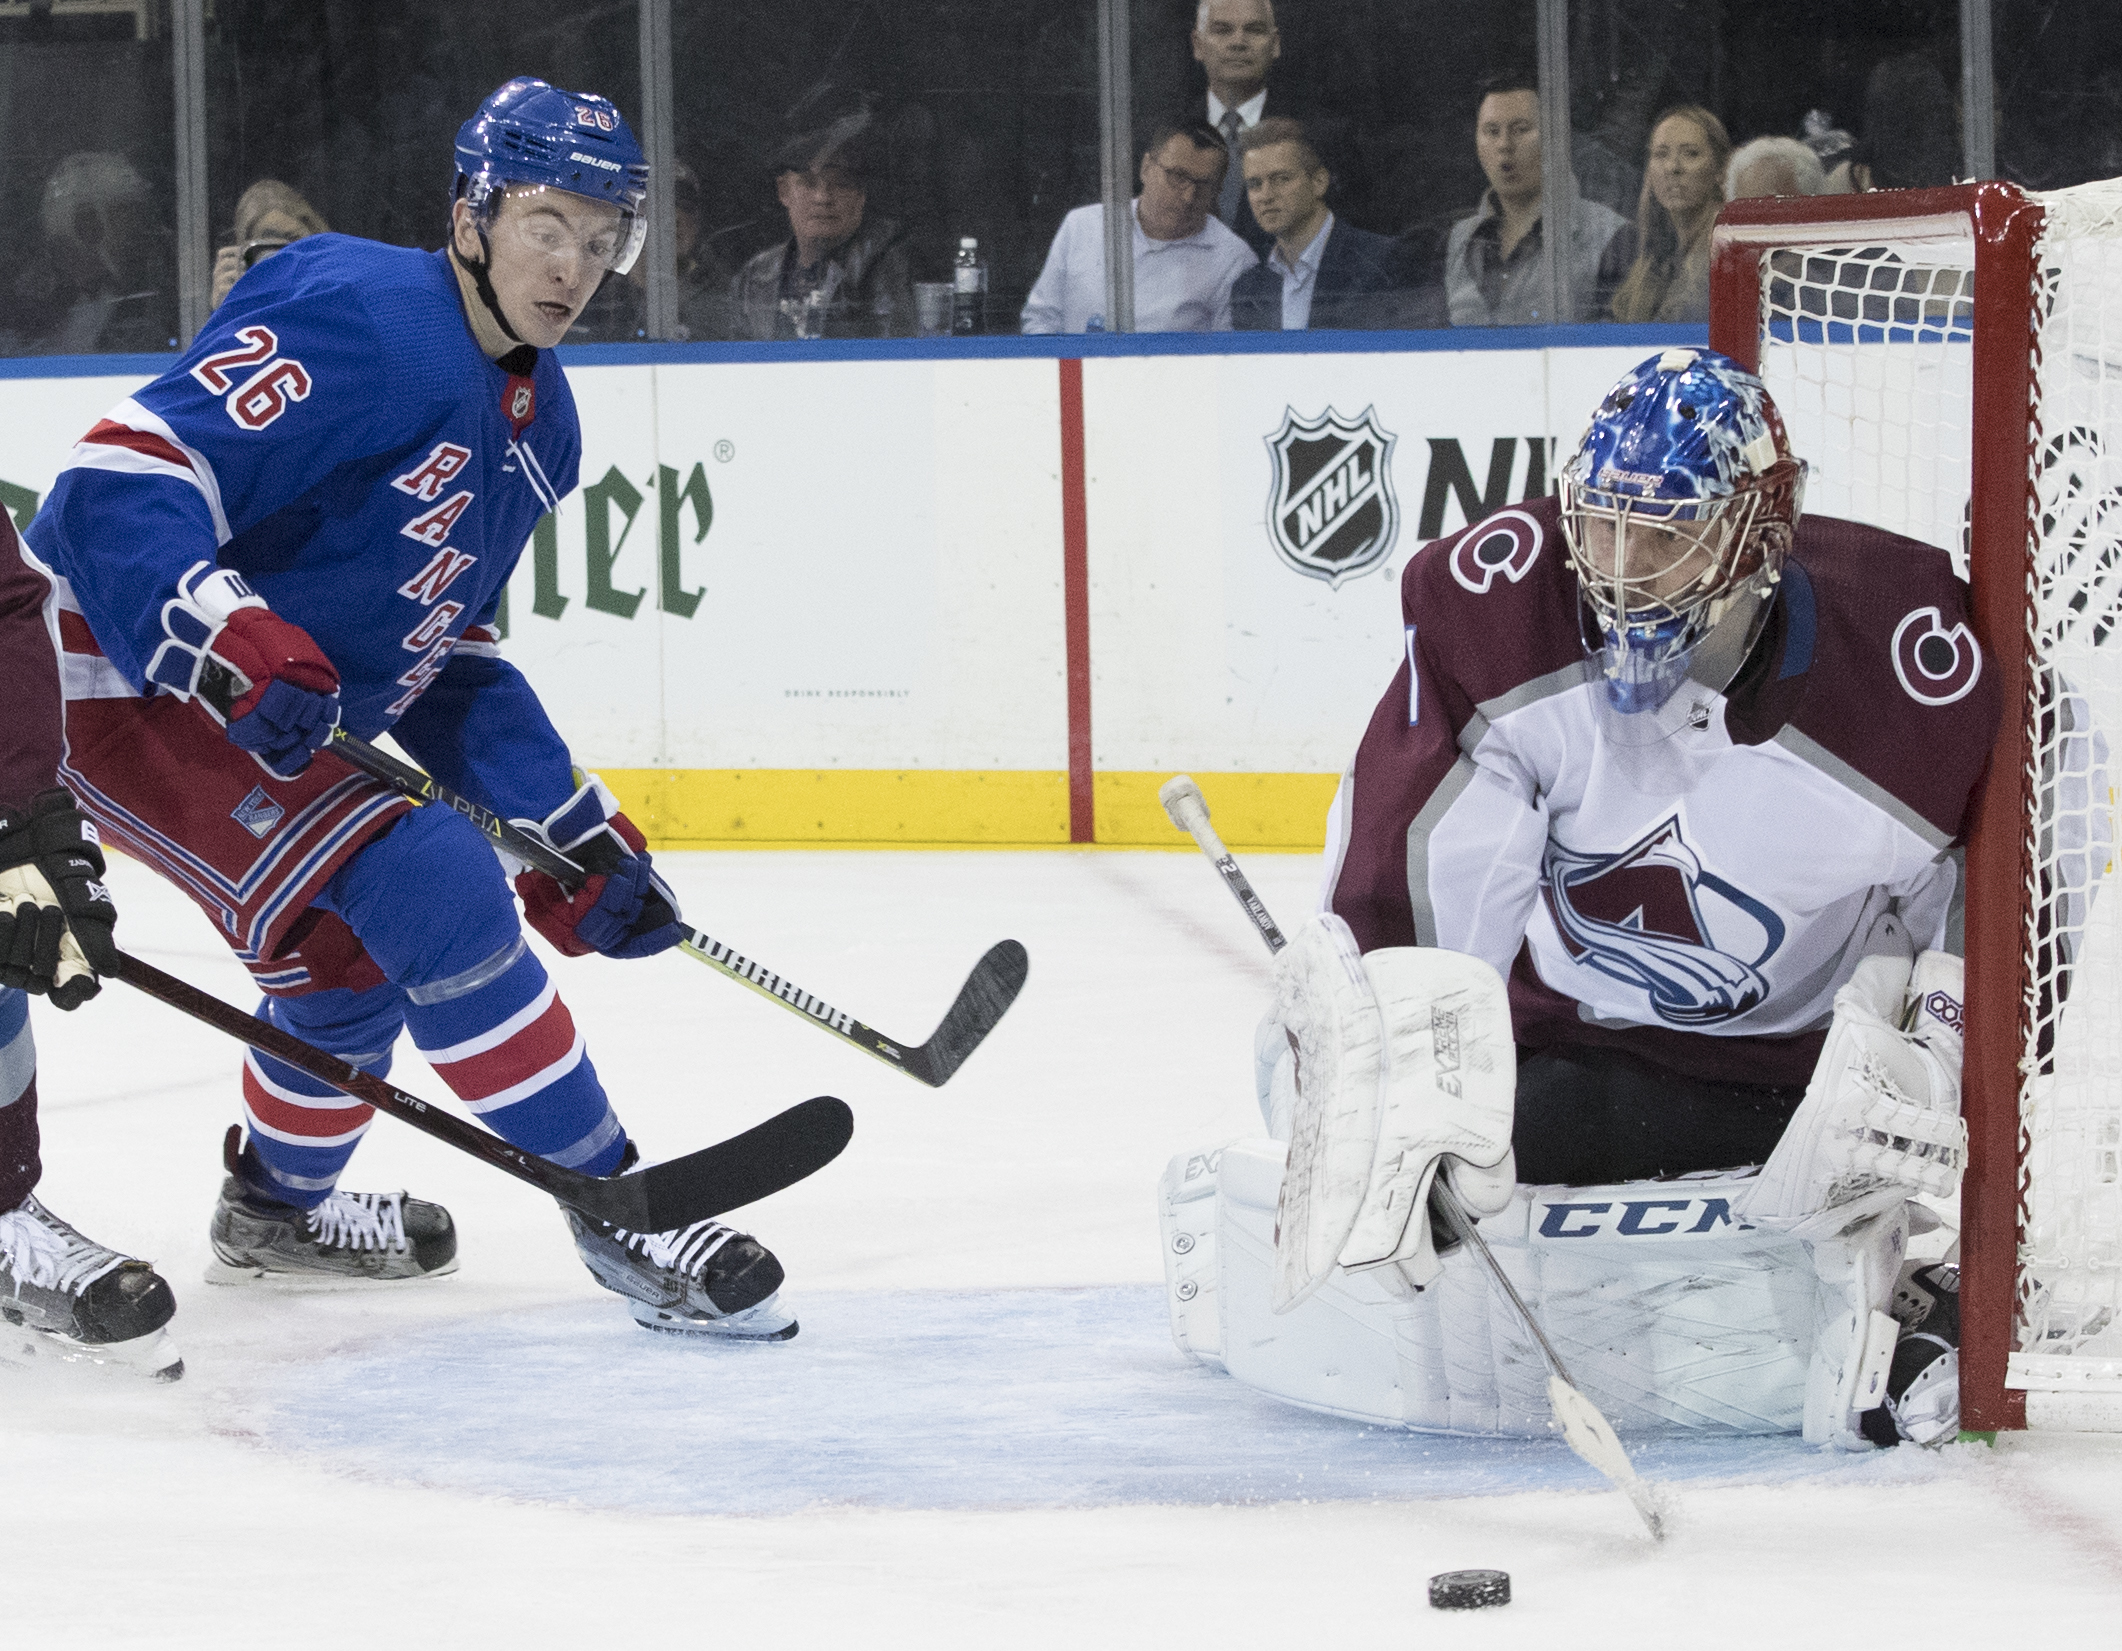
[
  {"left": 1190, "top": 0, "right": 1362, "bottom": 255},
  {"left": 210, "top": 180, "right": 329, "bottom": 311},
  {"left": 1444, "top": 74, "right": 1626, "bottom": 327},
  {"left": 1801, "top": 109, "right": 1862, "bottom": 195},
  {"left": 1021, "top": 118, "right": 1254, "bottom": 334},
  {"left": 730, "top": 111, "right": 916, "bottom": 341},
  {"left": 574, "top": 161, "right": 736, "bottom": 341},
  {"left": 1607, "top": 106, "right": 1730, "bottom": 324},
  {"left": 1230, "top": 118, "right": 1402, "bottom": 331},
  {"left": 1853, "top": 53, "right": 1961, "bottom": 192},
  {"left": 1725, "top": 136, "right": 1825, "bottom": 201},
  {"left": 9, "top": 151, "right": 174, "bottom": 356}
]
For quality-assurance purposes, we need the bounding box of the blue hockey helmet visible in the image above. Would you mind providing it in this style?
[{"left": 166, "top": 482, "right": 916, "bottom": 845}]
[
  {"left": 453, "top": 77, "right": 650, "bottom": 274},
  {"left": 1559, "top": 347, "right": 1808, "bottom": 712}
]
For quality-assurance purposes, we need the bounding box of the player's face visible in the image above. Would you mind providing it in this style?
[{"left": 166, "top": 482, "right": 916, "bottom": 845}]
[
  {"left": 1244, "top": 141, "right": 1329, "bottom": 238},
  {"left": 462, "top": 188, "right": 625, "bottom": 348},
  {"left": 1576, "top": 513, "right": 1718, "bottom": 607},
  {"left": 1476, "top": 93, "right": 1543, "bottom": 205},
  {"left": 1648, "top": 116, "right": 1721, "bottom": 217},
  {"left": 1192, "top": 0, "right": 1279, "bottom": 89},
  {"left": 1138, "top": 136, "right": 1224, "bottom": 240}
]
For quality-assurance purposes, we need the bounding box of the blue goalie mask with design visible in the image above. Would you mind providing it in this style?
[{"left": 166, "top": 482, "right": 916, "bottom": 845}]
[{"left": 1559, "top": 348, "right": 1808, "bottom": 713}]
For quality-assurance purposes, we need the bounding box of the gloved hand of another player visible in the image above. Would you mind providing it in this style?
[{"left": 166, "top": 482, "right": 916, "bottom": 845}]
[
  {"left": 0, "top": 789, "right": 120, "bottom": 1010},
  {"left": 513, "top": 775, "right": 684, "bottom": 960},
  {"left": 212, "top": 607, "right": 342, "bottom": 779}
]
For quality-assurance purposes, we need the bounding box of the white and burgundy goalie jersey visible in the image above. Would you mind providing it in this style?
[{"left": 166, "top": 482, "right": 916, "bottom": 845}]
[{"left": 1323, "top": 494, "right": 2001, "bottom": 1086}]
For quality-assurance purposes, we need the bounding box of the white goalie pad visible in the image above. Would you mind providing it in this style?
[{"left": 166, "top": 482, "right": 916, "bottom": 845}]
[
  {"left": 1264, "top": 917, "right": 1516, "bottom": 1312},
  {"left": 1735, "top": 939, "right": 1966, "bottom": 1239},
  {"left": 1186, "top": 1139, "right": 1827, "bottom": 1437}
]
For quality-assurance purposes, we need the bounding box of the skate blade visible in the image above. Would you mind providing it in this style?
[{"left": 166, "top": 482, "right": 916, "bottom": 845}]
[
  {"left": 628, "top": 1295, "right": 798, "bottom": 1342},
  {"left": 1, "top": 1322, "right": 184, "bottom": 1382},
  {"left": 204, "top": 1253, "right": 461, "bottom": 1290}
]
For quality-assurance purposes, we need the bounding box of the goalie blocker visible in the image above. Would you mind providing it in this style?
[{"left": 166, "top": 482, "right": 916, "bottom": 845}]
[{"left": 1162, "top": 916, "right": 1967, "bottom": 1448}]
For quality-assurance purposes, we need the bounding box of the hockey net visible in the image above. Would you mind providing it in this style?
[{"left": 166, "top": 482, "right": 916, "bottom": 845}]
[{"left": 1713, "top": 180, "right": 2122, "bottom": 1432}]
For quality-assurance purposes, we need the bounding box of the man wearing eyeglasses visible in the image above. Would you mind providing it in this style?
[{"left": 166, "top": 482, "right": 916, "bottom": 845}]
[{"left": 1021, "top": 118, "right": 1256, "bottom": 334}]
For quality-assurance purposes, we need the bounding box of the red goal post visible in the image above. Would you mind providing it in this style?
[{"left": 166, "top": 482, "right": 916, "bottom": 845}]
[{"left": 1711, "top": 182, "right": 2122, "bottom": 1434}]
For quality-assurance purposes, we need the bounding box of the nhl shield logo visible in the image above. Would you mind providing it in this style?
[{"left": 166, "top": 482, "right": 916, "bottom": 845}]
[{"left": 1264, "top": 406, "right": 1399, "bottom": 586}]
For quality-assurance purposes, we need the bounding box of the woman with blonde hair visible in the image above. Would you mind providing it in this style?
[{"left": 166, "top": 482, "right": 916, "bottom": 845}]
[{"left": 1608, "top": 105, "right": 1730, "bottom": 323}]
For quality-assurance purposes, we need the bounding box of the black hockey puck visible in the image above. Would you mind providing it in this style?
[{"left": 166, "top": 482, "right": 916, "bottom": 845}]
[{"left": 1428, "top": 1569, "right": 1511, "bottom": 1611}]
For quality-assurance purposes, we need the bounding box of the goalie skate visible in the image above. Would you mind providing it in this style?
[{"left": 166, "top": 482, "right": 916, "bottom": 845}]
[
  {"left": 206, "top": 1129, "right": 459, "bottom": 1286},
  {"left": 0, "top": 1194, "right": 183, "bottom": 1381}
]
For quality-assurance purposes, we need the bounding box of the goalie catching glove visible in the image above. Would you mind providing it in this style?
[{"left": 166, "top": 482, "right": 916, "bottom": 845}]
[
  {"left": 145, "top": 562, "right": 341, "bottom": 779},
  {"left": 0, "top": 789, "right": 119, "bottom": 1009},
  {"left": 512, "top": 773, "right": 684, "bottom": 960},
  {"left": 1734, "top": 917, "right": 1966, "bottom": 1239},
  {"left": 1266, "top": 914, "right": 1516, "bottom": 1311}
]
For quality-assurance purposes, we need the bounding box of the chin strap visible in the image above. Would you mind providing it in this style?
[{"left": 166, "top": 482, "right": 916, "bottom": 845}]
[{"left": 450, "top": 233, "right": 525, "bottom": 345}]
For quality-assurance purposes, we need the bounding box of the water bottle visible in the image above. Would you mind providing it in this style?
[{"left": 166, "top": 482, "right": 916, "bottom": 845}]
[{"left": 952, "top": 237, "right": 987, "bottom": 335}]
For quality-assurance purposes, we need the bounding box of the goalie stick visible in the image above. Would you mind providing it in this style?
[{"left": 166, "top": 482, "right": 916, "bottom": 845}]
[
  {"left": 194, "top": 662, "right": 1027, "bottom": 1087},
  {"left": 1158, "top": 773, "right": 1671, "bottom": 1542},
  {"left": 115, "top": 951, "right": 853, "bottom": 1231}
]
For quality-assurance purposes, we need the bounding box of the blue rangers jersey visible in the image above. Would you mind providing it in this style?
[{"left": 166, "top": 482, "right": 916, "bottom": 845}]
[{"left": 27, "top": 232, "right": 580, "bottom": 822}]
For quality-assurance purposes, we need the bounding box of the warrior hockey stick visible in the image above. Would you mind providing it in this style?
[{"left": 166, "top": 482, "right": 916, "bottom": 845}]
[
  {"left": 115, "top": 951, "right": 853, "bottom": 1231},
  {"left": 1158, "top": 773, "right": 1671, "bottom": 1542},
  {"left": 193, "top": 664, "right": 1026, "bottom": 1086}
]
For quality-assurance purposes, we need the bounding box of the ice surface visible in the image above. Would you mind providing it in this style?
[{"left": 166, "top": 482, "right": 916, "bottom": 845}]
[
  {"left": 5, "top": 850, "right": 2122, "bottom": 1645},
  {"left": 222, "top": 1284, "right": 1899, "bottom": 1517}
]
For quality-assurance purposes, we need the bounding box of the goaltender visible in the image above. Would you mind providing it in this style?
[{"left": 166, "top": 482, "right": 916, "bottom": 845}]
[{"left": 1167, "top": 348, "right": 2003, "bottom": 1448}]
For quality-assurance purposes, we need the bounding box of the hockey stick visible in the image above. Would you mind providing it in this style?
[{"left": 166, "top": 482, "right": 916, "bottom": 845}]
[
  {"left": 194, "top": 663, "right": 1026, "bottom": 1086},
  {"left": 1158, "top": 773, "right": 1671, "bottom": 1542},
  {"left": 115, "top": 951, "right": 853, "bottom": 1232}
]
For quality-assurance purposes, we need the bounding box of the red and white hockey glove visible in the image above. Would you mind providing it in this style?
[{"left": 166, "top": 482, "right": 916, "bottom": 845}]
[
  {"left": 145, "top": 562, "right": 340, "bottom": 779},
  {"left": 513, "top": 775, "right": 684, "bottom": 960}
]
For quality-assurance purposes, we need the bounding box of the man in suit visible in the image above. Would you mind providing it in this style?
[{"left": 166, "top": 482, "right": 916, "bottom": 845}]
[
  {"left": 1192, "top": 0, "right": 1361, "bottom": 255},
  {"left": 1230, "top": 119, "right": 1401, "bottom": 331}
]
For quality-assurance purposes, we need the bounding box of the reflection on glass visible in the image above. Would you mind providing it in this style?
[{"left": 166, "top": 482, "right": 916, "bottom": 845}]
[
  {"left": 1995, "top": 1, "right": 2122, "bottom": 191},
  {"left": 1, "top": 7, "right": 177, "bottom": 356},
  {"left": 203, "top": 1, "right": 641, "bottom": 341}
]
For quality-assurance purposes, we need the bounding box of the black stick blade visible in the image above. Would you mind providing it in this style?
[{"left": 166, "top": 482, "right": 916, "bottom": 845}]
[
  {"left": 902, "top": 939, "right": 1030, "bottom": 1086},
  {"left": 576, "top": 1096, "right": 854, "bottom": 1231}
]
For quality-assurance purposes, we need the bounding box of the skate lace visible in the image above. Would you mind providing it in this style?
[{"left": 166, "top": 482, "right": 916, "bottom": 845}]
[
  {"left": 306, "top": 1190, "right": 408, "bottom": 1253},
  {"left": 628, "top": 1219, "right": 738, "bottom": 1280},
  {"left": 0, "top": 1197, "right": 128, "bottom": 1295}
]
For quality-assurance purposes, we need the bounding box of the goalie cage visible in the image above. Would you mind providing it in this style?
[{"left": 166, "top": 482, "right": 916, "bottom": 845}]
[{"left": 1712, "top": 179, "right": 2122, "bottom": 1433}]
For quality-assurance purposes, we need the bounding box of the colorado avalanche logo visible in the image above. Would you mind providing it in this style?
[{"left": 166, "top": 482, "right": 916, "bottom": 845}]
[
  {"left": 1891, "top": 607, "right": 1981, "bottom": 706},
  {"left": 1542, "top": 816, "right": 1786, "bottom": 1026},
  {"left": 1449, "top": 509, "right": 1544, "bottom": 593},
  {"left": 1264, "top": 406, "right": 1399, "bottom": 587}
]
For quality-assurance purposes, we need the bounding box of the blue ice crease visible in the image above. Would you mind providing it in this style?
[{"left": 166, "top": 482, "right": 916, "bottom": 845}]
[{"left": 228, "top": 1285, "right": 1936, "bottom": 1515}]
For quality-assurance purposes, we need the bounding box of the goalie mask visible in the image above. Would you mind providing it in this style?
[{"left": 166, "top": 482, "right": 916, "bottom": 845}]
[{"left": 1560, "top": 348, "right": 1807, "bottom": 715}]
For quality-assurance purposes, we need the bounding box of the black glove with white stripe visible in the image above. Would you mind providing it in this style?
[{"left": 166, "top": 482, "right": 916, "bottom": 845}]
[{"left": 0, "top": 789, "right": 119, "bottom": 1010}]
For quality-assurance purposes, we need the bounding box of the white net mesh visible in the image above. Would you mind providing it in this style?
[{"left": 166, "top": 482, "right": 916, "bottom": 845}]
[{"left": 1756, "top": 184, "right": 2122, "bottom": 1397}]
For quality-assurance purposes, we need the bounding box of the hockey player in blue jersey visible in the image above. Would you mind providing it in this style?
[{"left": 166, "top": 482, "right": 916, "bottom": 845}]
[{"left": 22, "top": 78, "right": 796, "bottom": 1339}]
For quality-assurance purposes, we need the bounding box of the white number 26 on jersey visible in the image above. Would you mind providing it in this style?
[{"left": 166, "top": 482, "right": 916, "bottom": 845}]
[{"left": 191, "top": 325, "right": 314, "bottom": 432}]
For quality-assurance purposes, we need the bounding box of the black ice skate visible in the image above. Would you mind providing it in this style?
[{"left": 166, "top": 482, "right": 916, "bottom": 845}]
[
  {"left": 563, "top": 1143, "right": 794, "bottom": 1338},
  {"left": 0, "top": 1194, "right": 183, "bottom": 1380},
  {"left": 206, "top": 1127, "right": 458, "bottom": 1287}
]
